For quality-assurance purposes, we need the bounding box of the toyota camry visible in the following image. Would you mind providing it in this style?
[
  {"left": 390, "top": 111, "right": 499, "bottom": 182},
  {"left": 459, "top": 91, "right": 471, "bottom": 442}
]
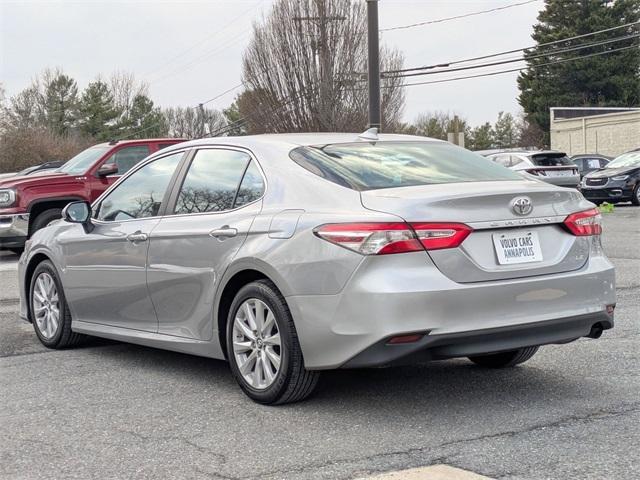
[{"left": 18, "top": 132, "right": 616, "bottom": 404}]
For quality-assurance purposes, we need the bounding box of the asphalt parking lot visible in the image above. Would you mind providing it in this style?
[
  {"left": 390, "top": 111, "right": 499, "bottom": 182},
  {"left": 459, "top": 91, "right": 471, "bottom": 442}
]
[{"left": 1, "top": 206, "right": 638, "bottom": 480}]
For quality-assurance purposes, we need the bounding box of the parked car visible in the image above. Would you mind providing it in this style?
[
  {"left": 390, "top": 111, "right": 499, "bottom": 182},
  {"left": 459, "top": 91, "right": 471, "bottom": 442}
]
[
  {"left": 580, "top": 149, "right": 640, "bottom": 206},
  {"left": 18, "top": 132, "right": 615, "bottom": 404},
  {"left": 571, "top": 154, "right": 611, "bottom": 178},
  {"left": 0, "top": 138, "right": 185, "bottom": 253},
  {"left": 485, "top": 150, "right": 580, "bottom": 188},
  {"left": 16, "top": 160, "right": 67, "bottom": 177}
]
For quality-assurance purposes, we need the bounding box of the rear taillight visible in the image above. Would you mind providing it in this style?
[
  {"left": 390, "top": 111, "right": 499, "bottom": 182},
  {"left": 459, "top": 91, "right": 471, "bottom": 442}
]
[
  {"left": 314, "top": 222, "right": 472, "bottom": 255},
  {"left": 564, "top": 208, "right": 602, "bottom": 236},
  {"left": 410, "top": 222, "right": 473, "bottom": 250},
  {"left": 526, "top": 168, "right": 546, "bottom": 176}
]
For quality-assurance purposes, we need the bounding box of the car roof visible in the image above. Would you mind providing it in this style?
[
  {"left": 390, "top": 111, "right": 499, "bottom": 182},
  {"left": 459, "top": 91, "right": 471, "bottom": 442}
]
[
  {"left": 571, "top": 153, "right": 610, "bottom": 159},
  {"left": 155, "top": 132, "right": 446, "bottom": 156},
  {"left": 491, "top": 149, "right": 566, "bottom": 157},
  {"left": 93, "top": 138, "right": 187, "bottom": 148}
]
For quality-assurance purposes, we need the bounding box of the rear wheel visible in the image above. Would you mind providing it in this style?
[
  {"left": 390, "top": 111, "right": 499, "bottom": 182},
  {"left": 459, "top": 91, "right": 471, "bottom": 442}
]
[
  {"left": 632, "top": 184, "right": 640, "bottom": 206},
  {"left": 468, "top": 346, "right": 539, "bottom": 368},
  {"left": 31, "top": 208, "right": 63, "bottom": 235},
  {"left": 226, "top": 280, "right": 320, "bottom": 405},
  {"left": 30, "top": 260, "right": 84, "bottom": 348}
]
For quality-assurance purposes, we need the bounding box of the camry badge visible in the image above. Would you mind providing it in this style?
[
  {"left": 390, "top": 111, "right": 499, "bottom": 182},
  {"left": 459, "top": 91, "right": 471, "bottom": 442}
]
[{"left": 511, "top": 196, "right": 533, "bottom": 216}]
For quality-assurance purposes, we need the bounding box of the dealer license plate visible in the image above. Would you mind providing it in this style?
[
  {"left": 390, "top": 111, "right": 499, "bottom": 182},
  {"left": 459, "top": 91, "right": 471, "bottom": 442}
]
[{"left": 492, "top": 231, "right": 543, "bottom": 265}]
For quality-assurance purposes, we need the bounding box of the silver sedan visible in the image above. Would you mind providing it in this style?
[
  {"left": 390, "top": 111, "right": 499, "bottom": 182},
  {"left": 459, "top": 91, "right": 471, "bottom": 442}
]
[{"left": 18, "top": 132, "right": 615, "bottom": 404}]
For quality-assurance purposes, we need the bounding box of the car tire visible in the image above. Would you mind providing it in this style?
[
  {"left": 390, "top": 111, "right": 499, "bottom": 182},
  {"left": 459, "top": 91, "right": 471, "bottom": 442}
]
[
  {"left": 30, "top": 260, "right": 85, "bottom": 349},
  {"left": 31, "top": 208, "right": 63, "bottom": 235},
  {"left": 468, "top": 346, "right": 539, "bottom": 368},
  {"left": 226, "top": 279, "right": 320, "bottom": 405},
  {"left": 632, "top": 184, "right": 640, "bottom": 206}
]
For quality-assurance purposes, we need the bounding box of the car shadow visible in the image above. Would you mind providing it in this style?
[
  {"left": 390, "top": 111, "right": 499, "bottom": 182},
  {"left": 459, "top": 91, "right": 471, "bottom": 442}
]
[{"left": 86, "top": 340, "right": 582, "bottom": 415}]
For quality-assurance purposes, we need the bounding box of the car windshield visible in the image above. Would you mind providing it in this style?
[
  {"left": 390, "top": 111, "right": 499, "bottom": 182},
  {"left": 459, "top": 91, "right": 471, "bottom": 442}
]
[
  {"left": 606, "top": 151, "right": 640, "bottom": 169},
  {"left": 531, "top": 153, "right": 574, "bottom": 166},
  {"left": 57, "top": 146, "right": 110, "bottom": 175},
  {"left": 290, "top": 141, "right": 522, "bottom": 191}
]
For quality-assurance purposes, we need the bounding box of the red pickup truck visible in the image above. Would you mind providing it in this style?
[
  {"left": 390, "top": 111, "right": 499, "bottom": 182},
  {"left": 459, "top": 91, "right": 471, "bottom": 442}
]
[{"left": 0, "top": 138, "right": 185, "bottom": 252}]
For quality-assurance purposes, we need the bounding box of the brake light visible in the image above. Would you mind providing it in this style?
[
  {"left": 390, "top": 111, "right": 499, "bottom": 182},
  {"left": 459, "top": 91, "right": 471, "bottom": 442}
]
[
  {"left": 564, "top": 208, "right": 602, "bottom": 236},
  {"left": 314, "top": 222, "right": 472, "bottom": 254},
  {"left": 526, "top": 168, "right": 546, "bottom": 176},
  {"left": 410, "top": 222, "right": 473, "bottom": 250},
  {"left": 314, "top": 223, "right": 422, "bottom": 255}
]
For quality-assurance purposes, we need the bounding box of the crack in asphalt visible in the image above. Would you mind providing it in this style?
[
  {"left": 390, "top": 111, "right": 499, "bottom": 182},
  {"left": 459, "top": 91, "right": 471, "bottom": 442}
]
[{"left": 232, "top": 403, "right": 640, "bottom": 480}]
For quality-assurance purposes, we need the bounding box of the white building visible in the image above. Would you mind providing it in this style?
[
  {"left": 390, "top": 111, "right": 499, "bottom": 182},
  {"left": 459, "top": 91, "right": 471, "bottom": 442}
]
[{"left": 550, "top": 107, "right": 640, "bottom": 157}]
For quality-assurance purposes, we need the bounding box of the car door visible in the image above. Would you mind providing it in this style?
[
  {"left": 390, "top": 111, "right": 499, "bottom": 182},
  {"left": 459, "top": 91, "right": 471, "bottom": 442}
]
[
  {"left": 146, "top": 147, "right": 266, "bottom": 340},
  {"left": 59, "top": 150, "right": 186, "bottom": 331}
]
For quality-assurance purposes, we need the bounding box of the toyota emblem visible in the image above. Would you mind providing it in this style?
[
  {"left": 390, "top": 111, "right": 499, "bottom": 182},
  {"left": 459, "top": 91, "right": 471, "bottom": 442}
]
[{"left": 511, "top": 197, "right": 533, "bottom": 216}]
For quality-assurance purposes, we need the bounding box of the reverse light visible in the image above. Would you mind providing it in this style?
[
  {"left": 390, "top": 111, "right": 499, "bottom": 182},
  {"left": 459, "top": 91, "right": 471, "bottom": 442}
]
[
  {"left": 411, "top": 222, "right": 473, "bottom": 250},
  {"left": 314, "top": 222, "right": 473, "bottom": 255},
  {"left": 564, "top": 208, "right": 602, "bottom": 236}
]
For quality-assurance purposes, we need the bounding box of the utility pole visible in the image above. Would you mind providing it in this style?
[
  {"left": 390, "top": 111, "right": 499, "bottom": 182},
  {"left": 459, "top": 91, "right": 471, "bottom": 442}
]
[
  {"left": 198, "top": 103, "right": 206, "bottom": 137},
  {"left": 294, "top": 0, "right": 345, "bottom": 131},
  {"left": 367, "top": 0, "right": 381, "bottom": 131}
]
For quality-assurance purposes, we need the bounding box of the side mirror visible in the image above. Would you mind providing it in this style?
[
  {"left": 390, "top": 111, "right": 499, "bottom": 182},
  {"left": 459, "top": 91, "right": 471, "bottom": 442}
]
[
  {"left": 62, "top": 201, "right": 93, "bottom": 233},
  {"left": 97, "top": 163, "right": 118, "bottom": 177}
]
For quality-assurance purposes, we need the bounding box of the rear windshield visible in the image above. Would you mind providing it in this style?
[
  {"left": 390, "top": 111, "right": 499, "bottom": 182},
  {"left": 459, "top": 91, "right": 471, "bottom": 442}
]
[
  {"left": 531, "top": 153, "right": 573, "bottom": 166},
  {"left": 289, "top": 142, "right": 522, "bottom": 191}
]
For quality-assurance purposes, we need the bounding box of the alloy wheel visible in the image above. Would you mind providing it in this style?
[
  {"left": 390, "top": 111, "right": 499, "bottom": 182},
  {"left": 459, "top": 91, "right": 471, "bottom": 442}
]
[
  {"left": 32, "top": 272, "right": 60, "bottom": 339},
  {"left": 232, "top": 298, "right": 282, "bottom": 390}
]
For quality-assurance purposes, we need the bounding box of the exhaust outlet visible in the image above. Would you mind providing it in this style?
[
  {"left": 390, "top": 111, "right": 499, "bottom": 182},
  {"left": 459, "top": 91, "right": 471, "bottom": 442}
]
[{"left": 587, "top": 323, "right": 604, "bottom": 339}]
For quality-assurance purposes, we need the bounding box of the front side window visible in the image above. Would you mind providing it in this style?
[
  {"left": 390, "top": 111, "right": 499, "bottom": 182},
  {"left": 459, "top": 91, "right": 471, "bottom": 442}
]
[
  {"left": 290, "top": 142, "right": 522, "bottom": 191},
  {"left": 102, "top": 145, "right": 150, "bottom": 175},
  {"left": 96, "top": 152, "right": 183, "bottom": 221},
  {"left": 174, "top": 149, "right": 251, "bottom": 215}
]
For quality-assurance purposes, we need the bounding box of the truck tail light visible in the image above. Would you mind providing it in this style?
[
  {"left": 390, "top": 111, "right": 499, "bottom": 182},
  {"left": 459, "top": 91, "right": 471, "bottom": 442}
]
[
  {"left": 564, "top": 208, "right": 602, "bottom": 236},
  {"left": 314, "top": 222, "right": 472, "bottom": 255}
]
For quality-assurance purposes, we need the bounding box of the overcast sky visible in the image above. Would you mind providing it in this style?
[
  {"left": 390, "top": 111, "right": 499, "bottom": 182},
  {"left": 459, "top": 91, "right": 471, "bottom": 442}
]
[{"left": 1, "top": 0, "right": 544, "bottom": 126}]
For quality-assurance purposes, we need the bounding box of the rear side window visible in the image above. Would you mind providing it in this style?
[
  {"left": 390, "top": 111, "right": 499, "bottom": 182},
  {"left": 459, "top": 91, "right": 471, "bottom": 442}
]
[
  {"left": 235, "top": 161, "right": 265, "bottom": 208},
  {"left": 531, "top": 153, "right": 573, "bottom": 166},
  {"left": 290, "top": 142, "right": 521, "bottom": 191},
  {"left": 174, "top": 149, "right": 251, "bottom": 214}
]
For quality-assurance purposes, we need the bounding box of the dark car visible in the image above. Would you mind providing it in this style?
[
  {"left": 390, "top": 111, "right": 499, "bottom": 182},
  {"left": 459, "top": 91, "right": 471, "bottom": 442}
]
[
  {"left": 571, "top": 154, "right": 611, "bottom": 178},
  {"left": 16, "top": 160, "right": 67, "bottom": 177},
  {"left": 580, "top": 149, "right": 640, "bottom": 206}
]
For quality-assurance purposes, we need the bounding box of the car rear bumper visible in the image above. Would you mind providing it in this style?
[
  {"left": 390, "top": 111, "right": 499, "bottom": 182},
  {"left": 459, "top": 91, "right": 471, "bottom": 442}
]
[
  {"left": 0, "top": 214, "right": 29, "bottom": 248},
  {"left": 538, "top": 175, "right": 580, "bottom": 188},
  {"left": 286, "top": 251, "right": 615, "bottom": 369}
]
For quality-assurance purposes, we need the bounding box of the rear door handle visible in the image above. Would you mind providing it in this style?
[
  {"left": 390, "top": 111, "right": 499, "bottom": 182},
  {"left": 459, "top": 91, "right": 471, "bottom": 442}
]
[
  {"left": 209, "top": 227, "right": 238, "bottom": 239},
  {"left": 127, "top": 232, "right": 148, "bottom": 243}
]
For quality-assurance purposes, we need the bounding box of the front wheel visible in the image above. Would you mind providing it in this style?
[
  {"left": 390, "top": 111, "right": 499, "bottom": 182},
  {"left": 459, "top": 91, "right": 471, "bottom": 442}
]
[
  {"left": 226, "top": 280, "right": 320, "bottom": 405},
  {"left": 468, "top": 346, "right": 539, "bottom": 368},
  {"left": 31, "top": 208, "right": 63, "bottom": 235},
  {"left": 632, "top": 184, "right": 640, "bottom": 206},
  {"left": 30, "top": 260, "right": 85, "bottom": 348}
]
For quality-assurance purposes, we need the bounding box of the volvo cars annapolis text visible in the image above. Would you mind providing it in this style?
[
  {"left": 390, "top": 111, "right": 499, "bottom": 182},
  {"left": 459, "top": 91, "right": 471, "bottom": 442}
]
[{"left": 18, "top": 132, "right": 616, "bottom": 404}]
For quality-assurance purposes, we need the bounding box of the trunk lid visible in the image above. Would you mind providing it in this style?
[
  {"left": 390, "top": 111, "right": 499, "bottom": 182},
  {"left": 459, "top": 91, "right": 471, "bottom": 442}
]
[{"left": 360, "top": 180, "right": 593, "bottom": 283}]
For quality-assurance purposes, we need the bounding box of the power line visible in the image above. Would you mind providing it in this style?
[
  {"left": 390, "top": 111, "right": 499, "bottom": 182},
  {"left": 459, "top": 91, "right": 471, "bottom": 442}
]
[
  {"left": 384, "top": 33, "right": 640, "bottom": 79},
  {"left": 390, "top": 44, "right": 639, "bottom": 89},
  {"left": 380, "top": 0, "right": 540, "bottom": 32},
  {"left": 385, "top": 20, "right": 640, "bottom": 74}
]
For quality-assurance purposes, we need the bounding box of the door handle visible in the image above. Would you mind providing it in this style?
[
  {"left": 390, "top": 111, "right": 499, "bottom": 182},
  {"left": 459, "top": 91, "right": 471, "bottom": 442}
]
[
  {"left": 127, "top": 232, "right": 148, "bottom": 243},
  {"left": 209, "top": 226, "right": 238, "bottom": 239}
]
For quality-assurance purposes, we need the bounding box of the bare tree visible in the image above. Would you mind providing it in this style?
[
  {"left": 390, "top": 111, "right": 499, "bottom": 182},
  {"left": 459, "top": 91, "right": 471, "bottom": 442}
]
[
  {"left": 240, "top": 0, "right": 405, "bottom": 133},
  {"left": 162, "top": 106, "right": 227, "bottom": 138},
  {"left": 109, "top": 71, "right": 149, "bottom": 119}
]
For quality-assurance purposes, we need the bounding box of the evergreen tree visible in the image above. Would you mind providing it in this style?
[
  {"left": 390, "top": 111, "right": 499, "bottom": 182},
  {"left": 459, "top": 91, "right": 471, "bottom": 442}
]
[
  {"left": 77, "top": 80, "right": 120, "bottom": 141},
  {"left": 44, "top": 73, "right": 78, "bottom": 135},
  {"left": 518, "top": 0, "right": 640, "bottom": 143},
  {"left": 493, "top": 111, "right": 519, "bottom": 148},
  {"left": 121, "top": 94, "right": 167, "bottom": 138},
  {"left": 469, "top": 122, "right": 495, "bottom": 150}
]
